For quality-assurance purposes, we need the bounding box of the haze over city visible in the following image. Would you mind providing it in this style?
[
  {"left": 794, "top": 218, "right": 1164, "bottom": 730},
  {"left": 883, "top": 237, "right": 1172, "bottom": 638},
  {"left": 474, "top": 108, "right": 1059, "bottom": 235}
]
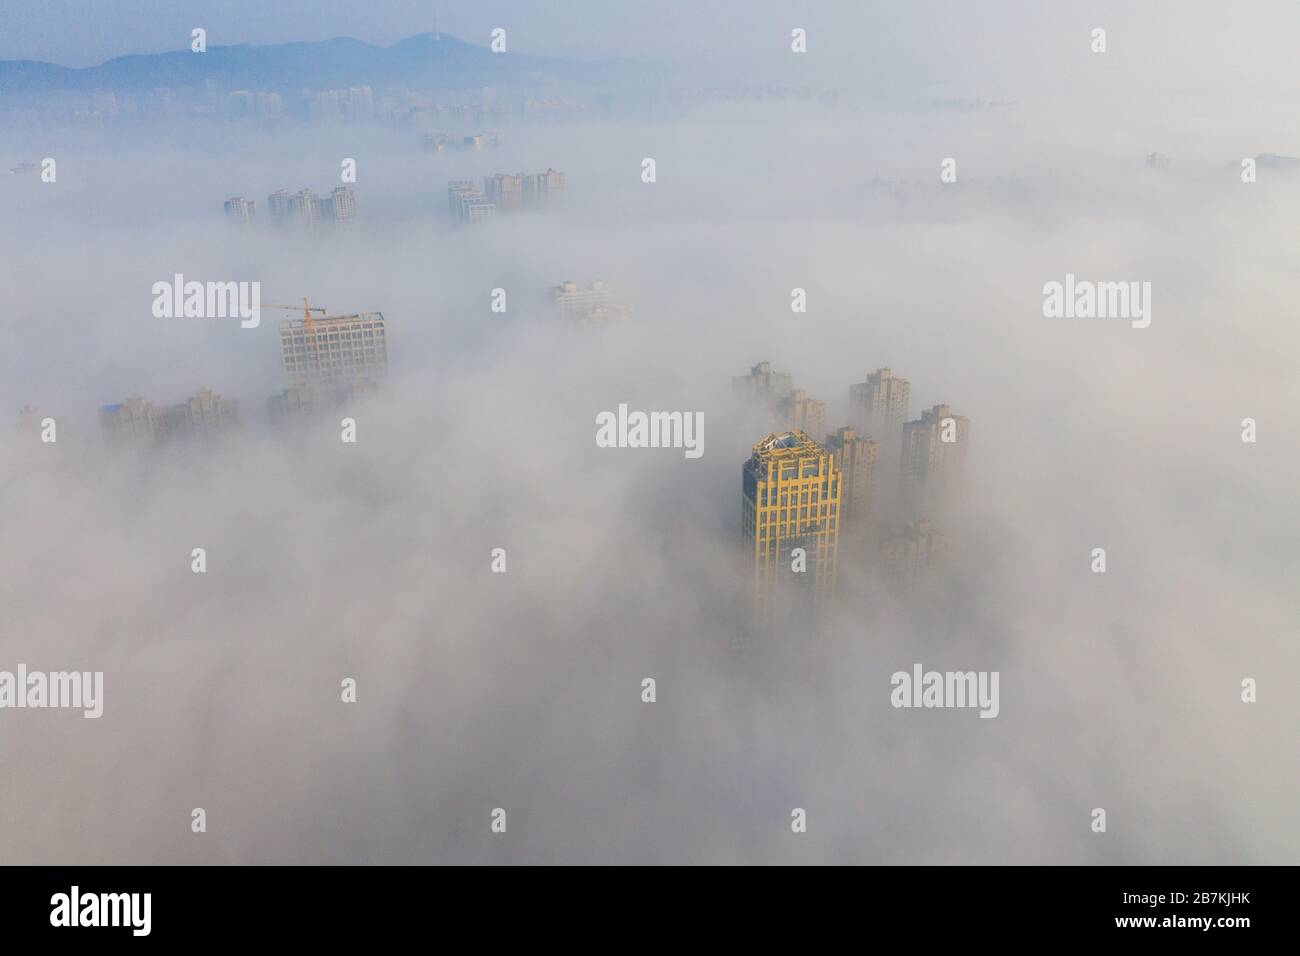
[{"left": 1, "top": 1, "right": 1297, "bottom": 864}]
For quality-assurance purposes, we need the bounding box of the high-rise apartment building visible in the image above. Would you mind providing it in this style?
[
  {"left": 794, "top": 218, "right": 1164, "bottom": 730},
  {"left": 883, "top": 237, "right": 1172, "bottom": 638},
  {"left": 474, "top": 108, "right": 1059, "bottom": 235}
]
[
  {"left": 224, "top": 196, "right": 255, "bottom": 224},
  {"left": 307, "top": 87, "right": 375, "bottom": 123},
  {"left": 268, "top": 382, "right": 373, "bottom": 425},
  {"left": 550, "top": 279, "right": 630, "bottom": 325},
  {"left": 255, "top": 92, "right": 282, "bottom": 118},
  {"left": 448, "top": 180, "right": 496, "bottom": 223},
  {"left": 310, "top": 90, "right": 343, "bottom": 121},
  {"left": 327, "top": 186, "right": 357, "bottom": 223},
  {"left": 279, "top": 311, "right": 388, "bottom": 389},
  {"left": 344, "top": 86, "right": 375, "bottom": 121},
  {"left": 228, "top": 90, "right": 255, "bottom": 118},
  {"left": 464, "top": 198, "right": 496, "bottom": 223},
  {"left": 267, "top": 386, "right": 319, "bottom": 424},
  {"left": 287, "top": 189, "right": 318, "bottom": 227},
  {"left": 481, "top": 170, "right": 564, "bottom": 211},
  {"left": 448, "top": 180, "right": 475, "bottom": 215},
  {"left": 267, "top": 189, "right": 291, "bottom": 219},
  {"left": 99, "top": 396, "right": 165, "bottom": 447},
  {"left": 424, "top": 132, "right": 499, "bottom": 153},
  {"left": 742, "top": 430, "right": 841, "bottom": 624},
  {"left": 849, "top": 368, "right": 910, "bottom": 444},
  {"left": 900, "top": 403, "right": 970, "bottom": 515},
  {"left": 259, "top": 187, "right": 357, "bottom": 228},
  {"left": 776, "top": 389, "right": 826, "bottom": 440},
  {"left": 228, "top": 90, "right": 281, "bottom": 120},
  {"left": 880, "top": 519, "right": 947, "bottom": 587},
  {"left": 167, "top": 387, "right": 239, "bottom": 440},
  {"left": 732, "top": 361, "right": 793, "bottom": 408},
  {"left": 527, "top": 168, "right": 565, "bottom": 201},
  {"left": 484, "top": 173, "right": 527, "bottom": 210},
  {"left": 100, "top": 390, "right": 240, "bottom": 447},
  {"left": 824, "top": 425, "right": 878, "bottom": 539}
]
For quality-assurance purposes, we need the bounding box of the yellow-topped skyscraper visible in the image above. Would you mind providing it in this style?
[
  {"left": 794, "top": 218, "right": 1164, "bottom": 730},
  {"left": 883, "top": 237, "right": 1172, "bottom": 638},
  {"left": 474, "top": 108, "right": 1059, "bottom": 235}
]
[{"left": 742, "top": 430, "right": 841, "bottom": 627}]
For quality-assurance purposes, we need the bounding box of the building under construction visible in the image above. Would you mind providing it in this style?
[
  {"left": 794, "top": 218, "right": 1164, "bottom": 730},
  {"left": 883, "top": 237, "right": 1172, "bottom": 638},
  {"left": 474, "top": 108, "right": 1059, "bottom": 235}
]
[
  {"left": 278, "top": 309, "right": 387, "bottom": 389},
  {"left": 269, "top": 302, "right": 387, "bottom": 423}
]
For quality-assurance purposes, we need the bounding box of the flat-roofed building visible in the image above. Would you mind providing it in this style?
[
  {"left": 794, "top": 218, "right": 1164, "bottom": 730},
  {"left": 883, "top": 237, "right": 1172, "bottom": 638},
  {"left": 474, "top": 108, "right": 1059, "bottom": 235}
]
[
  {"left": 266, "top": 189, "right": 291, "bottom": 221},
  {"left": 224, "top": 196, "right": 255, "bottom": 223},
  {"left": 776, "top": 389, "right": 826, "bottom": 441},
  {"left": 328, "top": 186, "right": 357, "bottom": 223},
  {"left": 484, "top": 173, "right": 527, "bottom": 210},
  {"left": 900, "top": 403, "right": 970, "bottom": 516},
  {"left": 732, "top": 361, "right": 793, "bottom": 409},
  {"left": 551, "top": 279, "right": 630, "bottom": 325},
  {"left": 448, "top": 180, "right": 495, "bottom": 223},
  {"left": 280, "top": 311, "right": 388, "bottom": 390},
  {"left": 287, "top": 189, "right": 318, "bottom": 227},
  {"left": 527, "top": 168, "right": 565, "bottom": 200},
  {"left": 99, "top": 396, "right": 165, "bottom": 447},
  {"left": 824, "top": 425, "right": 878, "bottom": 540},
  {"left": 849, "top": 368, "right": 909, "bottom": 446},
  {"left": 167, "top": 387, "right": 239, "bottom": 440}
]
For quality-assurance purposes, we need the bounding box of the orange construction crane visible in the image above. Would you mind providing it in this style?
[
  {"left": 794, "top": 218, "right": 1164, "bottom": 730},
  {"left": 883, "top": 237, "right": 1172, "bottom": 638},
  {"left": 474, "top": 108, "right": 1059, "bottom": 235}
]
[
  {"left": 265, "top": 298, "right": 326, "bottom": 334},
  {"left": 265, "top": 299, "right": 328, "bottom": 377}
]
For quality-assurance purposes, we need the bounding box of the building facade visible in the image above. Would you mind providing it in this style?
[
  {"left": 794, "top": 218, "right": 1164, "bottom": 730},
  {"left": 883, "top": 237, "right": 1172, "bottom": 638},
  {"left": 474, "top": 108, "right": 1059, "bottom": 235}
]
[
  {"left": 279, "top": 311, "right": 388, "bottom": 389},
  {"left": 100, "top": 389, "right": 239, "bottom": 447},
  {"left": 286, "top": 189, "right": 318, "bottom": 227},
  {"left": 527, "top": 168, "right": 565, "bottom": 201},
  {"left": 262, "top": 187, "right": 357, "bottom": 227},
  {"left": 732, "top": 361, "right": 793, "bottom": 408},
  {"left": 327, "top": 186, "right": 357, "bottom": 223},
  {"left": 880, "top": 519, "right": 948, "bottom": 587},
  {"left": 742, "top": 431, "right": 841, "bottom": 625},
  {"left": 776, "top": 389, "right": 826, "bottom": 440},
  {"left": 168, "top": 387, "right": 239, "bottom": 440},
  {"left": 849, "top": 368, "right": 910, "bottom": 444},
  {"left": 900, "top": 403, "right": 970, "bottom": 515},
  {"left": 223, "top": 196, "right": 255, "bottom": 223},
  {"left": 99, "top": 396, "right": 165, "bottom": 447},
  {"left": 482, "top": 169, "right": 564, "bottom": 211},
  {"left": 824, "top": 425, "right": 878, "bottom": 540},
  {"left": 484, "top": 173, "right": 527, "bottom": 210},
  {"left": 448, "top": 180, "right": 496, "bottom": 223},
  {"left": 551, "top": 279, "right": 629, "bottom": 325}
]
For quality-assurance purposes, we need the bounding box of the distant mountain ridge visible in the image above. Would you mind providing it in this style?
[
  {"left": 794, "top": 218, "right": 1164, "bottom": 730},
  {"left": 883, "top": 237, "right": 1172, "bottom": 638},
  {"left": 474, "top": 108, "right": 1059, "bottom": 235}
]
[{"left": 0, "top": 33, "right": 653, "bottom": 94}]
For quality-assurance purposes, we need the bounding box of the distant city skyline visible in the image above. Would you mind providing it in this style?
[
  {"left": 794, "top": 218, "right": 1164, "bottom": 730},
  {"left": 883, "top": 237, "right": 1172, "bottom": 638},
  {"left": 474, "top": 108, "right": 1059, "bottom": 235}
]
[{"left": 6, "top": 1, "right": 1297, "bottom": 108}]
